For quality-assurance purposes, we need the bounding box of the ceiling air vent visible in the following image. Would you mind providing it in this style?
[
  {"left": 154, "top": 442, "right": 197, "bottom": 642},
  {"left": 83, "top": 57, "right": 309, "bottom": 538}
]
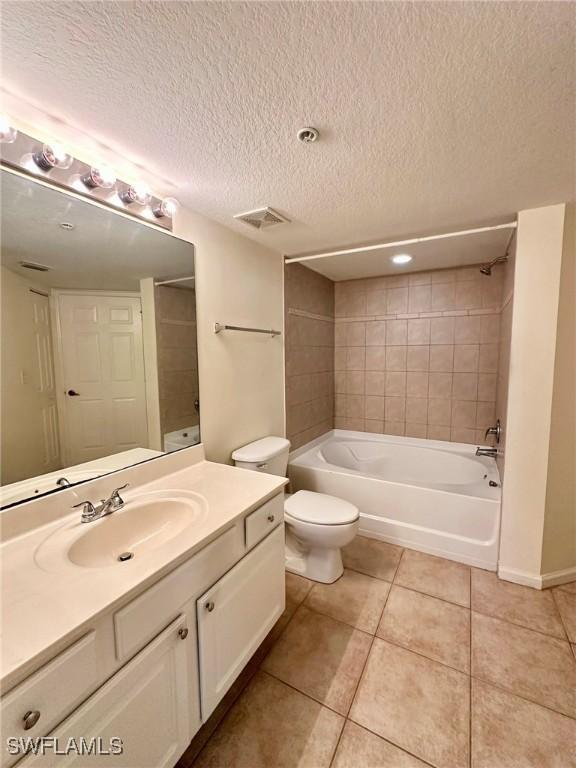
[
  {"left": 233, "top": 207, "right": 290, "bottom": 230},
  {"left": 19, "top": 261, "right": 51, "bottom": 272}
]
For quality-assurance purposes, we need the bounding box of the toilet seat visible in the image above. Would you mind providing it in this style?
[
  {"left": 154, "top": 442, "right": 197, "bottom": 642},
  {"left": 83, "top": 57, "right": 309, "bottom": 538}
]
[{"left": 284, "top": 490, "right": 359, "bottom": 526}]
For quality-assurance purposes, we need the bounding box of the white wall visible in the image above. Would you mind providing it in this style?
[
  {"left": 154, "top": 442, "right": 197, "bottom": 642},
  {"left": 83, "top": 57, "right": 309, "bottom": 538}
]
[
  {"left": 174, "top": 209, "right": 285, "bottom": 464},
  {"left": 541, "top": 203, "right": 576, "bottom": 576},
  {"left": 498, "top": 203, "right": 570, "bottom": 587}
]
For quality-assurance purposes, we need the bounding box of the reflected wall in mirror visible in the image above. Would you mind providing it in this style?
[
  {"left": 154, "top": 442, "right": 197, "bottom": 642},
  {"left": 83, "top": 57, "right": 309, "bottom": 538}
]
[{"left": 0, "top": 169, "right": 199, "bottom": 507}]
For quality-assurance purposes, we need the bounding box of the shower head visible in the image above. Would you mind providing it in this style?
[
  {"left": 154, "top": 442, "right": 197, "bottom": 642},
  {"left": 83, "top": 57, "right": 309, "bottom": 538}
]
[{"left": 479, "top": 254, "right": 508, "bottom": 276}]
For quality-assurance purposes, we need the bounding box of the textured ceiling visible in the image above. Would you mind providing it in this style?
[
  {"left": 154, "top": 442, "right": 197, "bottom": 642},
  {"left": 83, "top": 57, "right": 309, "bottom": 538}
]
[{"left": 1, "top": 1, "right": 574, "bottom": 257}]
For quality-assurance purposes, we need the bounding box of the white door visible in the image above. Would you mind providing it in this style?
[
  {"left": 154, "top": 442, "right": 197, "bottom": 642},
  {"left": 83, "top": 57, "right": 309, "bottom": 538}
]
[
  {"left": 20, "top": 615, "right": 192, "bottom": 768},
  {"left": 29, "top": 290, "right": 61, "bottom": 473},
  {"left": 56, "top": 293, "right": 148, "bottom": 465},
  {"left": 197, "top": 525, "right": 285, "bottom": 720}
]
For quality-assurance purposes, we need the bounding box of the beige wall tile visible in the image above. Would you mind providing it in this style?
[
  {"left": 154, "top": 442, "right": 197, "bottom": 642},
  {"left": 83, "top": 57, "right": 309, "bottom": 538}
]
[
  {"left": 454, "top": 316, "right": 481, "bottom": 344},
  {"left": 385, "top": 396, "right": 406, "bottom": 421},
  {"left": 365, "top": 346, "right": 386, "bottom": 371},
  {"left": 429, "top": 372, "right": 453, "bottom": 398},
  {"left": 451, "top": 427, "right": 476, "bottom": 443},
  {"left": 385, "top": 371, "right": 406, "bottom": 396},
  {"left": 452, "top": 373, "right": 479, "bottom": 401},
  {"left": 429, "top": 344, "right": 454, "bottom": 371},
  {"left": 476, "top": 401, "right": 496, "bottom": 429},
  {"left": 365, "top": 419, "right": 384, "bottom": 433},
  {"left": 334, "top": 348, "right": 347, "bottom": 371},
  {"left": 386, "top": 346, "right": 407, "bottom": 371},
  {"left": 387, "top": 287, "right": 408, "bottom": 314},
  {"left": 427, "top": 425, "right": 451, "bottom": 440},
  {"left": 347, "top": 321, "right": 366, "bottom": 346},
  {"left": 428, "top": 398, "right": 452, "bottom": 426},
  {"left": 346, "top": 347, "right": 366, "bottom": 370},
  {"left": 406, "top": 372, "right": 429, "bottom": 397},
  {"left": 479, "top": 344, "right": 499, "bottom": 372},
  {"left": 455, "top": 280, "right": 483, "bottom": 310},
  {"left": 385, "top": 420, "right": 406, "bottom": 435},
  {"left": 347, "top": 395, "right": 365, "bottom": 418},
  {"left": 405, "top": 422, "right": 428, "bottom": 438},
  {"left": 452, "top": 399, "right": 477, "bottom": 428},
  {"left": 366, "top": 289, "right": 387, "bottom": 315},
  {"left": 431, "top": 316, "right": 455, "bottom": 344},
  {"left": 386, "top": 319, "right": 408, "bottom": 345},
  {"left": 406, "top": 345, "right": 429, "bottom": 371},
  {"left": 365, "top": 371, "right": 385, "bottom": 395},
  {"left": 431, "top": 283, "right": 456, "bottom": 311},
  {"left": 478, "top": 373, "right": 497, "bottom": 401},
  {"left": 406, "top": 397, "right": 428, "bottom": 424},
  {"left": 365, "top": 395, "right": 385, "bottom": 420},
  {"left": 409, "top": 271, "right": 432, "bottom": 286},
  {"left": 366, "top": 320, "right": 387, "bottom": 345},
  {"left": 480, "top": 314, "right": 500, "bottom": 343},
  {"left": 347, "top": 371, "right": 365, "bottom": 395},
  {"left": 407, "top": 318, "right": 431, "bottom": 345},
  {"left": 409, "top": 285, "right": 432, "bottom": 313},
  {"left": 454, "top": 344, "right": 480, "bottom": 372}
]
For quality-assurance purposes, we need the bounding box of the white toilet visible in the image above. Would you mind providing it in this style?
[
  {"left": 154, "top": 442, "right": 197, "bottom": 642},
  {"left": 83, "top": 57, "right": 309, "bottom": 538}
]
[{"left": 232, "top": 436, "right": 359, "bottom": 583}]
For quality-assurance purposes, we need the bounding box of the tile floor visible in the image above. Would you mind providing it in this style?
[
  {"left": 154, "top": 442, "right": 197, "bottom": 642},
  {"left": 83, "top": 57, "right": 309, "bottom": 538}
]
[{"left": 178, "top": 536, "right": 576, "bottom": 768}]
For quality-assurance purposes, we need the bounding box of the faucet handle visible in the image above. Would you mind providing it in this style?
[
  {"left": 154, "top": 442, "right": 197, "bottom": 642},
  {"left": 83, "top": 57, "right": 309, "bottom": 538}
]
[
  {"left": 72, "top": 500, "right": 97, "bottom": 521},
  {"left": 484, "top": 419, "right": 501, "bottom": 444},
  {"left": 109, "top": 483, "right": 129, "bottom": 507}
]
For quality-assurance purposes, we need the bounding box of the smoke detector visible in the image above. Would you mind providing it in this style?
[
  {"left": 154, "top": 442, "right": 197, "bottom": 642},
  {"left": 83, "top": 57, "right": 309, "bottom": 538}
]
[
  {"left": 234, "top": 207, "right": 290, "bottom": 230},
  {"left": 297, "top": 127, "right": 319, "bottom": 143}
]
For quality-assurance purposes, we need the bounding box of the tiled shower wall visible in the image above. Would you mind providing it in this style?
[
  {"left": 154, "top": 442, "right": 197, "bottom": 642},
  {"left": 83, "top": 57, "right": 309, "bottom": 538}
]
[
  {"left": 334, "top": 266, "right": 504, "bottom": 443},
  {"left": 285, "top": 263, "right": 334, "bottom": 449}
]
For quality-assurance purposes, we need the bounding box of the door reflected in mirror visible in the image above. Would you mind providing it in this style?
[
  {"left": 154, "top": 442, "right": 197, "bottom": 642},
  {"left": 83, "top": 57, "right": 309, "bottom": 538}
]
[{"left": 0, "top": 169, "right": 199, "bottom": 507}]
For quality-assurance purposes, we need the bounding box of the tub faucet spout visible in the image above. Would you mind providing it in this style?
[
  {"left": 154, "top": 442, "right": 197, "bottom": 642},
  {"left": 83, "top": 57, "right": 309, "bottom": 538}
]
[{"left": 476, "top": 446, "right": 497, "bottom": 458}]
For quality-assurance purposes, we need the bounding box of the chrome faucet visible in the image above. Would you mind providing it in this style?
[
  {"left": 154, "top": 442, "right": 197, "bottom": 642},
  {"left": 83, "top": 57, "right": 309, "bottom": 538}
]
[
  {"left": 73, "top": 484, "right": 129, "bottom": 523},
  {"left": 476, "top": 446, "right": 498, "bottom": 458}
]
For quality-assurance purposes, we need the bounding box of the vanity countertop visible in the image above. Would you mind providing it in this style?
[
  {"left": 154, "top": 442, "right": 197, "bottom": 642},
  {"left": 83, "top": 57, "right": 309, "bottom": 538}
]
[{"left": 0, "top": 457, "right": 287, "bottom": 690}]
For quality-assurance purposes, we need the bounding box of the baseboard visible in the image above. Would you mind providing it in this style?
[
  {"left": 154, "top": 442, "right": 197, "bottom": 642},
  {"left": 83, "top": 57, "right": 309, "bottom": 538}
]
[
  {"left": 540, "top": 565, "right": 576, "bottom": 589},
  {"left": 498, "top": 564, "right": 576, "bottom": 590}
]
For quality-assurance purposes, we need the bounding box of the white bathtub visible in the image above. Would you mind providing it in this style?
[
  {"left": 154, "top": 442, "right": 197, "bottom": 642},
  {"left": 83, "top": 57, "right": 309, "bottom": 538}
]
[{"left": 288, "top": 430, "right": 501, "bottom": 570}]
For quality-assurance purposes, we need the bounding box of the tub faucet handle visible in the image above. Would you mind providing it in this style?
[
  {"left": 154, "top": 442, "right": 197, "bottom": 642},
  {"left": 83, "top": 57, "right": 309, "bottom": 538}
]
[{"left": 484, "top": 419, "right": 501, "bottom": 444}]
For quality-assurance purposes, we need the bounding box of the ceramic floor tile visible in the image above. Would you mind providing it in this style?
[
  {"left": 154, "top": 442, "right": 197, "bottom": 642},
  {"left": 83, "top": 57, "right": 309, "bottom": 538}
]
[
  {"left": 193, "top": 672, "right": 343, "bottom": 768},
  {"left": 471, "top": 568, "right": 566, "bottom": 638},
  {"left": 471, "top": 679, "right": 576, "bottom": 768},
  {"left": 377, "top": 585, "right": 470, "bottom": 672},
  {"left": 471, "top": 612, "right": 576, "bottom": 718},
  {"left": 556, "top": 580, "right": 576, "bottom": 595},
  {"left": 342, "top": 535, "right": 403, "bottom": 582},
  {"left": 262, "top": 605, "right": 372, "bottom": 715},
  {"left": 350, "top": 639, "right": 469, "bottom": 768},
  {"left": 304, "top": 568, "right": 391, "bottom": 633},
  {"left": 394, "top": 549, "right": 470, "bottom": 606},
  {"left": 332, "top": 721, "right": 429, "bottom": 768},
  {"left": 553, "top": 588, "right": 576, "bottom": 643},
  {"left": 286, "top": 572, "right": 313, "bottom": 610}
]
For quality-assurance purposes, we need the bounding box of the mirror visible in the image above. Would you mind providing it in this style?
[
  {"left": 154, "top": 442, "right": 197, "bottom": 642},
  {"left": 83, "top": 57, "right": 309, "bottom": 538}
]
[{"left": 0, "top": 169, "right": 199, "bottom": 507}]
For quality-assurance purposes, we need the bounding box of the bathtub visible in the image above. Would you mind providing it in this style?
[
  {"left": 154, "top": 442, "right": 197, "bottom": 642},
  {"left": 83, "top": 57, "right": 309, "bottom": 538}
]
[{"left": 288, "top": 430, "right": 501, "bottom": 570}]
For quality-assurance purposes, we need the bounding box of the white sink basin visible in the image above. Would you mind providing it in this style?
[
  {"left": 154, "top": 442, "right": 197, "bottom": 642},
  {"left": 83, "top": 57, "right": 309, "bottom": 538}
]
[{"left": 35, "top": 490, "right": 208, "bottom": 570}]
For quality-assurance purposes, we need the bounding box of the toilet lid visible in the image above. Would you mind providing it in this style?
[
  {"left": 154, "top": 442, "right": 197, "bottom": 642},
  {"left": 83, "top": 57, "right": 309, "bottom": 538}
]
[{"left": 285, "top": 491, "right": 359, "bottom": 525}]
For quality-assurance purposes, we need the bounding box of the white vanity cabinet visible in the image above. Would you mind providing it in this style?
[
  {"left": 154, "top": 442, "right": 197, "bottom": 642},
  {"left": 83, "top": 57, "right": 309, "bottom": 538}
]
[
  {"left": 3, "top": 492, "right": 285, "bottom": 768},
  {"left": 197, "top": 524, "right": 285, "bottom": 718}
]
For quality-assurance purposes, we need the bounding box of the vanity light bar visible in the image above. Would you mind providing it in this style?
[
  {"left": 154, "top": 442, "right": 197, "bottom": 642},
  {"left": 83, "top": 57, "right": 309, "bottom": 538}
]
[
  {"left": 0, "top": 122, "right": 178, "bottom": 231},
  {"left": 284, "top": 222, "right": 518, "bottom": 264}
]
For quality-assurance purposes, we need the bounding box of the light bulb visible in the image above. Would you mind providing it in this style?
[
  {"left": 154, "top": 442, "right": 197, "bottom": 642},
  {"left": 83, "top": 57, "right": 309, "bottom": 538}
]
[
  {"left": 120, "top": 182, "right": 151, "bottom": 205},
  {"left": 153, "top": 197, "right": 179, "bottom": 218},
  {"left": 392, "top": 254, "right": 412, "bottom": 265},
  {"left": 33, "top": 143, "right": 73, "bottom": 171},
  {"left": 82, "top": 165, "right": 116, "bottom": 189},
  {"left": 0, "top": 115, "right": 17, "bottom": 143}
]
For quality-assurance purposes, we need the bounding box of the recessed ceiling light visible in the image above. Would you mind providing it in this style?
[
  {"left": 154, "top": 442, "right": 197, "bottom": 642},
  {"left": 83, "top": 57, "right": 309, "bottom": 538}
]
[{"left": 392, "top": 254, "right": 412, "bottom": 265}]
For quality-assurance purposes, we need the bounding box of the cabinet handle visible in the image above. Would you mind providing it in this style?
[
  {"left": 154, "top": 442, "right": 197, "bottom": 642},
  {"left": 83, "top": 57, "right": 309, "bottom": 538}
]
[
  {"left": 267, "top": 514, "right": 275, "bottom": 522},
  {"left": 22, "top": 711, "right": 41, "bottom": 730},
  {"left": 205, "top": 601, "right": 215, "bottom": 612},
  {"left": 178, "top": 627, "right": 189, "bottom": 640}
]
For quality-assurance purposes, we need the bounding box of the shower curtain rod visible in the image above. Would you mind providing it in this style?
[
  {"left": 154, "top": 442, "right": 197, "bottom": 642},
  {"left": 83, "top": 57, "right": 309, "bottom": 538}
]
[{"left": 284, "top": 221, "right": 517, "bottom": 264}]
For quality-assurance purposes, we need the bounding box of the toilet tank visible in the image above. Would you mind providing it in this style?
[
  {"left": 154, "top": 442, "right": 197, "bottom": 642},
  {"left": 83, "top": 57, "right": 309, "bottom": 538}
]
[{"left": 231, "top": 436, "right": 291, "bottom": 476}]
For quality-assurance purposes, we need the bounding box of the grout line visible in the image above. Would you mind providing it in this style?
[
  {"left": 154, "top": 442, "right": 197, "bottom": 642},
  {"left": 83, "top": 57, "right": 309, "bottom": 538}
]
[
  {"left": 344, "top": 718, "right": 438, "bottom": 768},
  {"left": 551, "top": 588, "right": 575, "bottom": 645},
  {"left": 470, "top": 674, "right": 576, "bottom": 722},
  {"left": 471, "top": 606, "right": 570, "bottom": 643}
]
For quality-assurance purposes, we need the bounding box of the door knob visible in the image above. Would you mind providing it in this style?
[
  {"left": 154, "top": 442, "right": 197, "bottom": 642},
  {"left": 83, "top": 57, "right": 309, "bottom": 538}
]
[
  {"left": 67, "top": 389, "right": 80, "bottom": 396},
  {"left": 205, "top": 601, "right": 215, "bottom": 612},
  {"left": 178, "top": 627, "right": 189, "bottom": 640}
]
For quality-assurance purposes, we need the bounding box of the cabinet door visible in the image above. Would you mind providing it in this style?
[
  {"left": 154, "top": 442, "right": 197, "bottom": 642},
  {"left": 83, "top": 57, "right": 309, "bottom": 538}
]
[
  {"left": 18, "top": 616, "right": 192, "bottom": 768},
  {"left": 197, "top": 525, "right": 285, "bottom": 720}
]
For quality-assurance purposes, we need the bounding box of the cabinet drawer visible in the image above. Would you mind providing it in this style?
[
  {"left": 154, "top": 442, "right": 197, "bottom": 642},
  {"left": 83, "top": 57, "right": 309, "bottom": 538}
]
[
  {"left": 1, "top": 633, "right": 98, "bottom": 768},
  {"left": 114, "top": 525, "right": 241, "bottom": 662},
  {"left": 244, "top": 494, "right": 283, "bottom": 550}
]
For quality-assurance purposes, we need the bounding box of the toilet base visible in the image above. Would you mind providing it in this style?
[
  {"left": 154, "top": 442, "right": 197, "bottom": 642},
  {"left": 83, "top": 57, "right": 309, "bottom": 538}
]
[{"left": 285, "top": 539, "right": 344, "bottom": 584}]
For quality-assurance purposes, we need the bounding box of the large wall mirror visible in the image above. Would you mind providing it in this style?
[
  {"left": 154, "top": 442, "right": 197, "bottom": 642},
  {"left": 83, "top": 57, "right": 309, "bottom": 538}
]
[{"left": 1, "top": 169, "right": 199, "bottom": 507}]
